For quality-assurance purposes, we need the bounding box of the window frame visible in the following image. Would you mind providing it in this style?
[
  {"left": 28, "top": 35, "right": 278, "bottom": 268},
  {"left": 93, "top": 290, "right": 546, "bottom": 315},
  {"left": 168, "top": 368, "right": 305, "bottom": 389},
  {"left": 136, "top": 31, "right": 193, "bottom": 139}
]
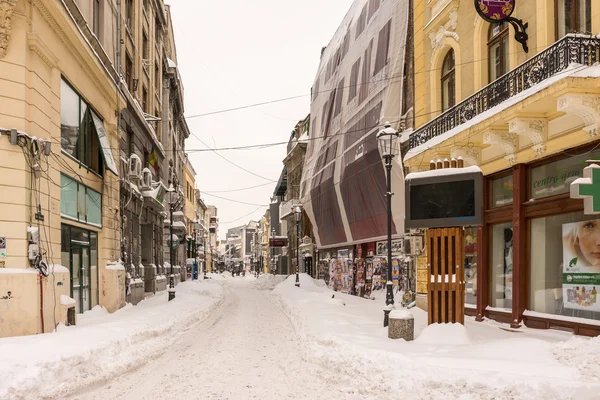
[
  {"left": 487, "top": 23, "right": 510, "bottom": 83},
  {"left": 92, "top": 0, "right": 101, "bottom": 38},
  {"left": 555, "top": 0, "right": 592, "bottom": 40},
  {"left": 441, "top": 49, "right": 456, "bottom": 112},
  {"left": 60, "top": 173, "right": 103, "bottom": 227}
]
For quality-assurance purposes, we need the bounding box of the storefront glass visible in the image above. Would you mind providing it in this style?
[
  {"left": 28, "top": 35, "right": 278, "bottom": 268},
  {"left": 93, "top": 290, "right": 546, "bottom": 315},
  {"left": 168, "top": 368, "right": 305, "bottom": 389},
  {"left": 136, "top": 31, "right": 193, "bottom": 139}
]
[
  {"left": 530, "top": 212, "right": 599, "bottom": 321},
  {"left": 491, "top": 175, "right": 513, "bottom": 207},
  {"left": 490, "top": 222, "right": 513, "bottom": 310},
  {"left": 464, "top": 228, "right": 477, "bottom": 305},
  {"left": 530, "top": 150, "right": 600, "bottom": 199}
]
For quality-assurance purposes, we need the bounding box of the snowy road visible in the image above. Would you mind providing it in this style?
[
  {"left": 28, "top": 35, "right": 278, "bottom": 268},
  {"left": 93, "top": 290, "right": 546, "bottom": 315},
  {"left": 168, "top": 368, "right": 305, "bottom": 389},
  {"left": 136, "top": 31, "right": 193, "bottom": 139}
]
[{"left": 66, "top": 279, "right": 345, "bottom": 400}]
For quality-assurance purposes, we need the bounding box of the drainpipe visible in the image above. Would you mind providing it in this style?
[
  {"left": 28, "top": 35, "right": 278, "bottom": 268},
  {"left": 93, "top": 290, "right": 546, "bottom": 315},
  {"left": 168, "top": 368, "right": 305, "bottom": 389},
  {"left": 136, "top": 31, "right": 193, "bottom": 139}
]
[{"left": 39, "top": 273, "right": 45, "bottom": 333}]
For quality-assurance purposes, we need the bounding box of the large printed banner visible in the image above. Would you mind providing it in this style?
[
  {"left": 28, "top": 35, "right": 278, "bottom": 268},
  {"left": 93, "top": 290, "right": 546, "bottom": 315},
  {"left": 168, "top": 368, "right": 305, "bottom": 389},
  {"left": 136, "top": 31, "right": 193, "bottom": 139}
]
[
  {"left": 301, "top": 0, "right": 409, "bottom": 249},
  {"left": 562, "top": 221, "right": 600, "bottom": 312}
]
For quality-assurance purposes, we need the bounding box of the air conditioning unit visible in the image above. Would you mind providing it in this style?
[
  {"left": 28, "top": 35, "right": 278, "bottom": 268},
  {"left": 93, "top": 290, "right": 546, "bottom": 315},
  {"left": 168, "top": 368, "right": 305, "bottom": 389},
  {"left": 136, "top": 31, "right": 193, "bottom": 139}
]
[
  {"left": 141, "top": 168, "right": 152, "bottom": 191},
  {"left": 128, "top": 154, "right": 142, "bottom": 182}
]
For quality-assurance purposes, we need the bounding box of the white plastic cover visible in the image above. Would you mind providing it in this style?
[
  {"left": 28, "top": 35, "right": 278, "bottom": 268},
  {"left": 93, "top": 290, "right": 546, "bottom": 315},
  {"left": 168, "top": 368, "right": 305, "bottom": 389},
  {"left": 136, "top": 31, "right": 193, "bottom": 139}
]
[{"left": 300, "top": 0, "right": 409, "bottom": 249}]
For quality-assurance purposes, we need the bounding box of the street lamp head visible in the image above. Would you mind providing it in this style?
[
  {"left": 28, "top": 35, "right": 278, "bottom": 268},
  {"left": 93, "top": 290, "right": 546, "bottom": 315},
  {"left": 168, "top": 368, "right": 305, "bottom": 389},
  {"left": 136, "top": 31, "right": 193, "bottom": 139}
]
[
  {"left": 294, "top": 206, "right": 302, "bottom": 222},
  {"left": 167, "top": 184, "right": 176, "bottom": 204},
  {"left": 377, "top": 122, "right": 400, "bottom": 160}
]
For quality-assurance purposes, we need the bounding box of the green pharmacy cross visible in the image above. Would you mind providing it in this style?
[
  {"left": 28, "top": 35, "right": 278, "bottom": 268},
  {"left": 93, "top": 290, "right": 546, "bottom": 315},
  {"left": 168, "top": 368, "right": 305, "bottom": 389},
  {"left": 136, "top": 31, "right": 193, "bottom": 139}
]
[{"left": 571, "top": 162, "right": 600, "bottom": 214}]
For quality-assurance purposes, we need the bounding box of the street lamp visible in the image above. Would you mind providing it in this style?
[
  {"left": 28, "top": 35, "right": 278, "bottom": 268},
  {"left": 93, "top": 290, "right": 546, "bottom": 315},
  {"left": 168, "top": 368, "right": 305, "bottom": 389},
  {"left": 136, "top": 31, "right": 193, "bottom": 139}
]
[
  {"left": 377, "top": 122, "right": 400, "bottom": 327},
  {"left": 167, "top": 184, "right": 177, "bottom": 301},
  {"left": 271, "top": 227, "right": 276, "bottom": 274},
  {"left": 203, "top": 232, "right": 208, "bottom": 279},
  {"left": 294, "top": 206, "right": 301, "bottom": 287},
  {"left": 192, "top": 219, "right": 200, "bottom": 280}
]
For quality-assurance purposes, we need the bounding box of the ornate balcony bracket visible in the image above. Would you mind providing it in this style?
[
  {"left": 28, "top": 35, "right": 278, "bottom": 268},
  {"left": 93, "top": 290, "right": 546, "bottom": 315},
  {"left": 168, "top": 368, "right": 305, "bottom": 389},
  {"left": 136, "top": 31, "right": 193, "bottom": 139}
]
[
  {"left": 474, "top": 0, "right": 528, "bottom": 53},
  {"left": 483, "top": 131, "right": 517, "bottom": 164},
  {"left": 451, "top": 147, "right": 481, "bottom": 166},
  {"left": 508, "top": 118, "right": 547, "bottom": 156},
  {"left": 0, "top": 0, "right": 17, "bottom": 59},
  {"left": 557, "top": 94, "right": 600, "bottom": 137}
]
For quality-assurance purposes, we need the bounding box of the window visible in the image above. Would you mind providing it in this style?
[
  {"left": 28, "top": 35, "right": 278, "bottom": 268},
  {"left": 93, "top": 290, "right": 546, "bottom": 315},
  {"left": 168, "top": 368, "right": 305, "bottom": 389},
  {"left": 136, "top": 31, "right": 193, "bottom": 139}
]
[
  {"left": 142, "top": 86, "right": 148, "bottom": 113},
  {"left": 92, "top": 0, "right": 101, "bottom": 38},
  {"left": 127, "top": 127, "right": 134, "bottom": 156},
  {"left": 373, "top": 20, "right": 391, "bottom": 76},
  {"left": 465, "top": 228, "right": 478, "bottom": 305},
  {"left": 142, "top": 30, "right": 149, "bottom": 60},
  {"left": 155, "top": 17, "right": 161, "bottom": 43},
  {"left": 491, "top": 174, "right": 513, "bottom": 207},
  {"left": 491, "top": 222, "right": 513, "bottom": 310},
  {"left": 441, "top": 50, "right": 455, "bottom": 111},
  {"left": 348, "top": 58, "right": 361, "bottom": 103},
  {"left": 355, "top": 4, "right": 367, "bottom": 39},
  {"left": 125, "top": 53, "right": 133, "bottom": 92},
  {"left": 155, "top": 62, "right": 160, "bottom": 94},
  {"left": 333, "top": 78, "right": 344, "bottom": 118},
  {"left": 61, "top": 174, "right": 102, "bottom": 227},
  {"left": 125, "top": 0, "right": 133, "bottom": 33},
  {"left": 368, "top": 0, "right": 381, "bottom": 21},
  {"left": 530, "top": 212, "right": 599, "bottom": 322},
  {"left": 359, "top": 39, "right": 374, "bottom": 103},
  {"left": 312, "top": 78, "right": 319, "bottom": 101},
  {"left": 557, "top": 0, "right": 592, "bottom": 39},
  {"left": 488, "top": 23, "right": 509, "bottom": 83},
  {"left": 60, "top": 79, "right": 111, "bottom": 176}
]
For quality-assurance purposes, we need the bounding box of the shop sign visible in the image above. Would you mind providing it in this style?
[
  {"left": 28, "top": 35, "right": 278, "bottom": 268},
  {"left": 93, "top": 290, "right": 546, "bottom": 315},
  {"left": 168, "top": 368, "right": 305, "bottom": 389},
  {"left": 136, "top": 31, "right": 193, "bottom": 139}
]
[
  {"left": 337, "top": 249, "right": 350, "bottom": 258},
  {"left": 570, "top": 163, "right": 600, "bottom": 214},
  {"left": 270, "top": 237, "right": 288, "bottom": 247},
  {"left": 474, "top": 0, "right": 515, "bottom": 21},
  {"left": 562, "top": 220, "right": 600, "bottom": 312}
]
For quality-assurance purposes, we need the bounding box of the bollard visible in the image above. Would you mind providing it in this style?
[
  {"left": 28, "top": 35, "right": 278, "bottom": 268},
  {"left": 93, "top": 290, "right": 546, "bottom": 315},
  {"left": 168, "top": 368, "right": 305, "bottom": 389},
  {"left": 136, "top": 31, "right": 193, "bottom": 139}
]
[{"left": 388, "top": 309, "right": 414, "bottom": 341}]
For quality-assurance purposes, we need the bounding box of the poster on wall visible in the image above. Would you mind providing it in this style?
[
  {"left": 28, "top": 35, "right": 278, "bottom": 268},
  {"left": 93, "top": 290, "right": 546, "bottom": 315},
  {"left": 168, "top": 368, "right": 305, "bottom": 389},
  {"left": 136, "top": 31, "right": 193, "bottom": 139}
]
[
  {"left": 562, "top": 221, "right": 600, "bottom": 312},
  {"left": 341, "top": 258, "right": 354, "bottom": 294},
  {"left": 376, "top": 240, "right": 404, "bottom": 257},
  {"left": 365, "top": 259, "right": 374, "bottom": 296},
  {"left": 329, "top": 259, "right": 343, "bottom": 291},
  {"left": 392, "top": 259, "right": 400, "bottom": 286},
  {"left": 338, "top": 249, "right": 350, "bottom": 259},
  {"left": 318, "top": 261, "right": 330, "bottom": 283},
  {"left": 372, "top": 259, "right": 383, "bottom": 291},
  {"left": 357, "top": 259, "right": 366, "bottom": 288}
]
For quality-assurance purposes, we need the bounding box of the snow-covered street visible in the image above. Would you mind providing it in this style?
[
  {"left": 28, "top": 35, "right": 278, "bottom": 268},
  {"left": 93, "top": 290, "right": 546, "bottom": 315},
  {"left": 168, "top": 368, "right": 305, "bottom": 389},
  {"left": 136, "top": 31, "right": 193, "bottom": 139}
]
[{"left": 2, "top": 274, "right": 600, "bottom": 400}]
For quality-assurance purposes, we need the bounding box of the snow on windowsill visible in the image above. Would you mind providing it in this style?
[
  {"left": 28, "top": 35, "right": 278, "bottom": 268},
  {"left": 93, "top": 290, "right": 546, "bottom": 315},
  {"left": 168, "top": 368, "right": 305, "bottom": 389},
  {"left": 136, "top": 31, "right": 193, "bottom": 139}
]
[
  {"left": 0, "top": 268, "right": 38, "bottom": 275},
  {"left": 465, "top": 303, "right": 476, "bottom": 309},
  {"left": 485, "top": 306, "right": 512, "bottom": 314},
  {"left": 48, "top": 264, "right": 69, "bottom": 274},
  {"left": 523, "top": 310, "right": 600, "bottom": 327},
  {"left": 106, "top": 261, "right": 125, "bottom": 271}
]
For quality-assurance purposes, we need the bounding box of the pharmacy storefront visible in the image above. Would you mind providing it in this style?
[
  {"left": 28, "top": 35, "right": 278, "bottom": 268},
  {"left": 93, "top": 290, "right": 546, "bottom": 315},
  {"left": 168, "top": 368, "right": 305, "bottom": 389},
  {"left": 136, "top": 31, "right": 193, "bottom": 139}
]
[{"left": 469, "top": 144, "right": 600, "bottom": 336}]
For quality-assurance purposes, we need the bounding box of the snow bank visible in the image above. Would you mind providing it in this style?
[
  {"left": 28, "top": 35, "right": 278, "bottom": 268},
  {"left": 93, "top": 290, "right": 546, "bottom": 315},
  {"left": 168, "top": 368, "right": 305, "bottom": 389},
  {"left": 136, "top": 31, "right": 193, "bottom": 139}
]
[
  {"left": 0, "top": 280, "right": 224, "bottom": 400},
  {"left": 269, "top": 273, "right": 599, "bottom": 399},
  {"left": 253, "top": 274, "right": 288, "bottom": 290}
]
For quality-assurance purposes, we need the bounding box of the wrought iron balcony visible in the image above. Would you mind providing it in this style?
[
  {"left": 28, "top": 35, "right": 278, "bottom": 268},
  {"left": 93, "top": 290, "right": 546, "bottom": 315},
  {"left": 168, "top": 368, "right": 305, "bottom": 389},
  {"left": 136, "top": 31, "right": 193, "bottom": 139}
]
[{"left": 408, "top": 34, "right": 600, "bottom": 150}]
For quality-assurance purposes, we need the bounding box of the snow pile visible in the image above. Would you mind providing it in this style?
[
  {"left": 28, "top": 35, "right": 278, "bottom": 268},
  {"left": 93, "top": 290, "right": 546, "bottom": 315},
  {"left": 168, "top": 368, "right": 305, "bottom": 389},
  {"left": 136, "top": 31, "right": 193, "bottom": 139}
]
[
  {"left": 0, "top": 280, "right": 224, "bottom": 400},
  {"left": 270, "top": 274, "right": 600, "bottom": 399},
  {"left": 253, "top": 274, "right": 288, "bottom": 290}
]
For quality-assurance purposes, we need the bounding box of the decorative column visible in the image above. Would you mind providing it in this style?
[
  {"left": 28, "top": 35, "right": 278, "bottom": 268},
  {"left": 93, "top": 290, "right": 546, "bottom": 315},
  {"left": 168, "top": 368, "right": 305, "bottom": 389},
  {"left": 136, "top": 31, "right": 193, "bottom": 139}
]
[{"left": 0, "top": 0, "right": 17, "bottom": 59}]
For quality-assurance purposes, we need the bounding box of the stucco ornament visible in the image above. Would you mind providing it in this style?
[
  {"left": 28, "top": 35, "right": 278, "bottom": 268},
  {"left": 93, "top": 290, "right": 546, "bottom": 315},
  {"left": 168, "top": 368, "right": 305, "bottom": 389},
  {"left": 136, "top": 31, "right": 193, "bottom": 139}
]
[{"left": 0, "top": 0, "right": 17, "bottom": 59}]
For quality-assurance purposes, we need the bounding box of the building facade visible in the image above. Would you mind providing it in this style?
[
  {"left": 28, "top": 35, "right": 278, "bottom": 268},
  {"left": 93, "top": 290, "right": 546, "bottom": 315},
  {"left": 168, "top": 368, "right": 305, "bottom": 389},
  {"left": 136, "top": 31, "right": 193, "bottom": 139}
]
[
  {"left": 0, "top": 0, "right": 126, "bottom": 337},
  {"left": 406, "top": 0, "right": 600, "bottom": 335}
]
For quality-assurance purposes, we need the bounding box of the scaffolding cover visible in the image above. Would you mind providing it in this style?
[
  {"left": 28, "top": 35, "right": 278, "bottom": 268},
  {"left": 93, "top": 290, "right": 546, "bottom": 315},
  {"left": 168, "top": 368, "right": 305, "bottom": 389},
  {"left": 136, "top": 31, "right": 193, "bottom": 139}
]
[{"left": 300, "top": 0, "right": 409, "bottom": 249}]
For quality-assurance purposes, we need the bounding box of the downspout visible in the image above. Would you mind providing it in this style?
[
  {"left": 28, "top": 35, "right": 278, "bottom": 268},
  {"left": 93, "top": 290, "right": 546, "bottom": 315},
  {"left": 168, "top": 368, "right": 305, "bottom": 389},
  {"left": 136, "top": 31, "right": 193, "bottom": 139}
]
[{"left": 39, "top": 273, "right": 45, "bottom": 334}]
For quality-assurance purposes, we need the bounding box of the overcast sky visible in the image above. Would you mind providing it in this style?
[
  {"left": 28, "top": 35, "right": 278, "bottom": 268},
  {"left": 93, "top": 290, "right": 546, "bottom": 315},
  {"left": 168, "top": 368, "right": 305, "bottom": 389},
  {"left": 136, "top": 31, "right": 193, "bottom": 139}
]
[{"left": 168, "top": 0, "right": 354, "bottom": 239}]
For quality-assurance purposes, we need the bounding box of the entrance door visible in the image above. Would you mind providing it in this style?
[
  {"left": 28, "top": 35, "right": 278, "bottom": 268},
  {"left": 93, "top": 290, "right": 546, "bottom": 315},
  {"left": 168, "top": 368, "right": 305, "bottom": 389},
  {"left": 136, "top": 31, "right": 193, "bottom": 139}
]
[{"left": 71, "top": 245, "right": 91, "bottom": 313}]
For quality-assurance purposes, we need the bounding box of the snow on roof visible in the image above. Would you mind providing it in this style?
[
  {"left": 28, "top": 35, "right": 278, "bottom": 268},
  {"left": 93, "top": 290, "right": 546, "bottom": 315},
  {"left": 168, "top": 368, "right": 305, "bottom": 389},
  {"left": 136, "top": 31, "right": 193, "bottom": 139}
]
[
  {"left": 405, "top": 165, "right": 482, "bottom": 180},
  {"left": 404, "top": 63, "right": 595, "bottom": 162}
]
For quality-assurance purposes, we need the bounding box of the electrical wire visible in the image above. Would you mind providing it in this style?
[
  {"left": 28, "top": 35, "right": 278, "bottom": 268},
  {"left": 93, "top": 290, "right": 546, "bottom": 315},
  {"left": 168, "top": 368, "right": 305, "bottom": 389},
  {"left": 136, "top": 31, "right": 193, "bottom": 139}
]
[
  {"left": 202, "top": 181, "right": 275, "bottom": 193},
  {"left": 201, "top": 192, "right": 269, "bottom": 207}
]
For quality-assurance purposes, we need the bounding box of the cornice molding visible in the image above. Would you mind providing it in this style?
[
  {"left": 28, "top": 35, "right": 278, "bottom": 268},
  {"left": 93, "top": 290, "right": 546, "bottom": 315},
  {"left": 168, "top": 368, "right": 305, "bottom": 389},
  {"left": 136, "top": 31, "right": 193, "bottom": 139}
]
[
  {"left": 27, "top": 32, "right": 59, "bottom": 69},
  {"left": 0, "top": 0, "right": 17, "bottom": 59}
]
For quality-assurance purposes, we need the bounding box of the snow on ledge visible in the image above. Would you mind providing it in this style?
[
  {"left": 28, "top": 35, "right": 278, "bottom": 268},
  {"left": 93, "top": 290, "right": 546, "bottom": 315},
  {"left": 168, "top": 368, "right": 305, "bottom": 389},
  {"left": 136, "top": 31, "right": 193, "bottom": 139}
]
[
  {"left": 106, "top": 261, "right": 125, "bottom": 271},
  {"left": 48, "top": 264, "right": 69, "bottom": 274},
  {"left": 406, "top": 165, "right": 482, "bottom": 180},
  {"left": 389, "top": 309, "right": 414, "bottom": 319},
  {"left": 523, "top": 310, "right": 600, "bottom": 327},
  {"left": 60, "top": 295, "right": 76, "bottom": 306}
]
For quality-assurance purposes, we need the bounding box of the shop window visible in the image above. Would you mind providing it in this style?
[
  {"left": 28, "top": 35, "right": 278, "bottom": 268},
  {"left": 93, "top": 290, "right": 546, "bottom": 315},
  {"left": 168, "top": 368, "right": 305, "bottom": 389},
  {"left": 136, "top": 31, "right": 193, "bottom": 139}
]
[
  {"left": 491, "top": 174, "right": 513, "bottom": 207},
  {"left": 530, "top": 150, "right": 600, "bottom": 199},
  {"left": 556, "top": 0, "right": 592, "bottom": 39},
  {"left": 441, "top": 49, "right": 455, "bottom": 111},
  {"left": 488, "top": 22, "right": 509, "bottom": 83},
  {"left": 530, "top": 212, "right": 599, "bottom": 321},
  {"left": 490, "top": 222, "right": 513, "bottom": 310},
  {"left": 61, "top": 174, "right": 103, "bottom": 227},
  {"left": 464, "top": 228, "right": 478, "bottom": 305}
]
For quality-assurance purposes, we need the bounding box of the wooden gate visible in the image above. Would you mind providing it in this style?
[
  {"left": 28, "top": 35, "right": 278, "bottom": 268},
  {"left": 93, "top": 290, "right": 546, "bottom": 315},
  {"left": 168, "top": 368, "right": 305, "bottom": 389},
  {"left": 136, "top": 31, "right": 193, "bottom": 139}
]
[{"left": 426, "top": 227, "right": 465, "bottom": 324}]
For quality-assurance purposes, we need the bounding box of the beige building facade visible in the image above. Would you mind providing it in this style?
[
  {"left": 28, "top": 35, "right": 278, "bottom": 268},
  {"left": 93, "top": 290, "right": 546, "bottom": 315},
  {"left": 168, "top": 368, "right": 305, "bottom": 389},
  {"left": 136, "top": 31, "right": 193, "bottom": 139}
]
[{"left": 0, "top": 0, "right": 125, "bottom": 337}]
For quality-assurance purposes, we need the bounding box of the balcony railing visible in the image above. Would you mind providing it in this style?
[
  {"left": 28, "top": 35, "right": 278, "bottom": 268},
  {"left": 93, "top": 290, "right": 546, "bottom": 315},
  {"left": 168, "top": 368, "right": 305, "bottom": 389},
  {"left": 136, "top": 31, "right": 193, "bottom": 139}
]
[{"left": 408, "top": 34, "right": 600, "bottom": 150}]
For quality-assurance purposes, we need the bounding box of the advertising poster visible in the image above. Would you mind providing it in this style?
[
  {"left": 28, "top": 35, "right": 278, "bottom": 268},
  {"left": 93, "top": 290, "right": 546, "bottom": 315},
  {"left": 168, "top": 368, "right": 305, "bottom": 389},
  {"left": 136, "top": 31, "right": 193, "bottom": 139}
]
[
  {"left": 365, "top": 260, "right": 374, "bottom": 296},
  {"left": 329, "top": 259, "right": 343, "bottom": 291},
  {"left": 341, "top": 258, "right": 354, "bottom": 294},
  {"left": 392, "top": 259, "right": 400, "bottom": 287},
  {"left": 372, "top": 259, "right": 383, "bottom": 291},
  {"left": 562, "top": 221, "right": 600, "bottom": 312},
  {"left": 357, "top": 259, "right": 366, "bottom": 290},
  {"left": 380, "top": 259, "right": 388, "bottom": 287},
  {"left": 337, "top": 249, "right": 350, "bottom": 259},
  {"left": 318, "top": 261, "right": 329, "bottom": 283}
]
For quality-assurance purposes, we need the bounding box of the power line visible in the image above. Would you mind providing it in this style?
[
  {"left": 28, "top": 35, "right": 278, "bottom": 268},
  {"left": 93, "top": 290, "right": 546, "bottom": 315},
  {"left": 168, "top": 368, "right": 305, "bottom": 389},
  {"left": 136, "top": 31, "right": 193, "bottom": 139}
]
[
  {"left": 202, "top": 181, "right": 274, "bottom": 193},
  {"left": 220, "top": 205, "right": 266, "bottom": 224},
  {"left": 202, "top": 192, "right": 269, "bottom": 207}
]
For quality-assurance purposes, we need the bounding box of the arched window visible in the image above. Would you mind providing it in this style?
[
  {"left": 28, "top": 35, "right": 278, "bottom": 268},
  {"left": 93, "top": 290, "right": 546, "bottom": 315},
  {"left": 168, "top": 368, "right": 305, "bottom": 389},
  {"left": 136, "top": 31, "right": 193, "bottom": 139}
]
[
  {"left": 441, "top": 50, "right": 455, "bottom": 111},
  {"left": 488, "top": 22, "right": 509, "bottom": 83},
  {"left": 556, "top": 0, "right": 592, "bottom": 39}
]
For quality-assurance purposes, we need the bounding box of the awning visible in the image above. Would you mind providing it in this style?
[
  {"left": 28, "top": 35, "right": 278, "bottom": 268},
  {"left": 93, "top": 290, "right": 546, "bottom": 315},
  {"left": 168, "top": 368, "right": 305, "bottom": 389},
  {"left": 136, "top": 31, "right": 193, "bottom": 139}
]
[{"left": 91, "top": 111, "right": 119, "bottom": 176}]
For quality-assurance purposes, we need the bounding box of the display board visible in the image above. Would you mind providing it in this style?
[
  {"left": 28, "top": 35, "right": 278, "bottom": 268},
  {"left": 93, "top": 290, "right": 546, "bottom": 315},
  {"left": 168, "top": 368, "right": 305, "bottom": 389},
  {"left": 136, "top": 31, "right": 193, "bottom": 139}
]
[{"left": 300, "top": 0, "right": 409, "bottom": 249}]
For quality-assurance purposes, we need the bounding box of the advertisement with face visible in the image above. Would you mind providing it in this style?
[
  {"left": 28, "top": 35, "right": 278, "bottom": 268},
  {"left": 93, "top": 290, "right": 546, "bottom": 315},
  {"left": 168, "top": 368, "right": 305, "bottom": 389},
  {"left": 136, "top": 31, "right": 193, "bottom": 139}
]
[{"left": 562, "top": 220, "right": 600, "bottom": 311}]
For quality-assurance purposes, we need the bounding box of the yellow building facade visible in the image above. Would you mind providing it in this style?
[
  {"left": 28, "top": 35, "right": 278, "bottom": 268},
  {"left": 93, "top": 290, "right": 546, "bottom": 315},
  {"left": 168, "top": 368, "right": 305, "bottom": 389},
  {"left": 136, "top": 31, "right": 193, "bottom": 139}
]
[
  {"left": 0, "top": 0, "right": 124, "bottom": 337},
  {"left": 408, "top": 0, "right": 600, "bottom": 335}
]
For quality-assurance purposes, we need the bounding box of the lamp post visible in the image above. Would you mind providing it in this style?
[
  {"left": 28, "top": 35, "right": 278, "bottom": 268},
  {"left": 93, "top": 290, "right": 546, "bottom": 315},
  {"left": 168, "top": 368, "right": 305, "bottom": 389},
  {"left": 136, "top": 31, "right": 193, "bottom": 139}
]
[
  {"left": 294, "top": 206, "right": 301, "bottom": 287},
  {"left": 377, "top": 122, "right": 400, "bottom": 327},
  {"left": 203, "top": 233, "right": 208, "bottom": 279},
  {"left": 271, "top": 227, "right": 276, "bottom": 274},
  {"left": 167, "top": 184, "right": 177, "bottom": 301},
  {"left": 192, "top": 219, "right": 200, "bottom": 280}
]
